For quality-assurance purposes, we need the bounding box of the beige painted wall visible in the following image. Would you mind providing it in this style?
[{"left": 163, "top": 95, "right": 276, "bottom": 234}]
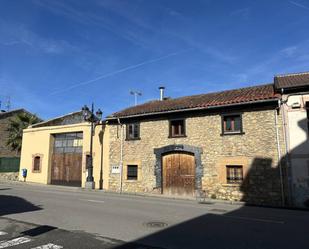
[{"left": 19, "top": 123, "right": 109, "bottom": 189}]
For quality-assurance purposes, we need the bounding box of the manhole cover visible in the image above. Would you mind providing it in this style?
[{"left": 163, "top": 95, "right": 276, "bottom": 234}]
[{"left": 144, "top": 221, "right": 168, "bottom": 228}]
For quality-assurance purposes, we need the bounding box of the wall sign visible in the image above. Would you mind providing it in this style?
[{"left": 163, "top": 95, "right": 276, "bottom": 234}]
[{"left": 111, "top": 165, "right": 120, "bottom": 174}]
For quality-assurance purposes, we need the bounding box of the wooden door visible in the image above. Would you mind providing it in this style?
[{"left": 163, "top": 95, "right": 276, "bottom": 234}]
[
  {"left": 51, "top": 153, "right": 82, "bottom": 187},
  {"left": 162, "top": 152, "right": 195, "bottom": 196}
]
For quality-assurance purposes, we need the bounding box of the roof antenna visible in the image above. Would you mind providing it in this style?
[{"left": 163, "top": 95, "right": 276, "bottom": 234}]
[
  {"left": 130, "top": 90, "right": 142, "bottom": 106},
  {"left": 5, "top": 96, "right": 11, "bottom": 111}
]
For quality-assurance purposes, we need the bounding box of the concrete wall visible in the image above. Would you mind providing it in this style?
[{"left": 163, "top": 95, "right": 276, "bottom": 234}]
[
  {"left": 107, "top": 108, "right": 287, "bottom": 206},
  {"left": 283, "top": 94, "right": 309, "bottom": 207},
  {"left": 19, "top": 123, "right": 110, "bottom": 189}
]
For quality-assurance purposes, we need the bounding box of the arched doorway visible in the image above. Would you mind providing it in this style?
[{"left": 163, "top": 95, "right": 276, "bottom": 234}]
[{"left": 162, "top": 152, "right": 195, "bottom": 197}]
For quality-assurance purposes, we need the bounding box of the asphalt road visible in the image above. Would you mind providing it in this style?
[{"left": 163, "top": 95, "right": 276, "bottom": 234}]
[{"left": 0, "top": 182, "right": 309, "bottom": 249}]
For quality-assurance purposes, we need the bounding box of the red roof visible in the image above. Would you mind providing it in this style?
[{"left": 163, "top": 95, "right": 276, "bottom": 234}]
[
  {"left": 274, "top": 72, "right": 309, "bottom": 89},
  {"left": 109, "top": 84, "right": 279, "bottom": 118}
]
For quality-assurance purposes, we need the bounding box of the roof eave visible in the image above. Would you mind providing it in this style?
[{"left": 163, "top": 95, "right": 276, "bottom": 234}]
[{"left": 106, "top": 98, "right": 279, "bottom": 121}]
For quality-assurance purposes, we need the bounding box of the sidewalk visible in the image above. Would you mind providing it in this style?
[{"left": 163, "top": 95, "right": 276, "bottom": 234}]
[{"left": 0, "top": 179, "right": 245, "bottom": 207}]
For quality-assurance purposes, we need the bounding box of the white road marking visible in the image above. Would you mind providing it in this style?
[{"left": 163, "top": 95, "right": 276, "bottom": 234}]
[
  {"left": 0, "top": 237, "right": 31, "bottom": 248},
  {"left": 0, "top": 232, "right": 7, "bottom": 236},
  {"left": 31, "top": 243, "right": 63, "bottom": 249},
  {"left": 80, "top": 199, "right": 105, "bottom": 203}
]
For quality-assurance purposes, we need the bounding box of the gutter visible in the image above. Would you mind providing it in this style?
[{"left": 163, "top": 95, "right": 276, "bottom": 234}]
[{"left": 106, "top": 98, "right": 279, "bottom": 121}]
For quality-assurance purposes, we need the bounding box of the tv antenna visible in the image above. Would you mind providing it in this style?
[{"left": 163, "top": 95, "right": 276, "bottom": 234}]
[
  {"left": 130, "top": 90, "right": 142, "bottom": 106},
  {"left": 0, "top": 95, "right": 11, "bottom": 111}
]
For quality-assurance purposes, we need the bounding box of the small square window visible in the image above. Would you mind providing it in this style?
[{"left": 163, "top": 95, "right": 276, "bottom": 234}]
[
  {"left": 226, "top": 165, "right": 243, "bottom": 184},
  {"left": 169, "top": 119, "right": 186, "bottom": 137},
  {"left": 127, "top": 165, "right": 138, "bottom": 180},
  {"left": 222, "top": 114, "right": 242, "bottom": 134},
  {"left": 126, "top": 123, "right": 140, "bottom": 140}
]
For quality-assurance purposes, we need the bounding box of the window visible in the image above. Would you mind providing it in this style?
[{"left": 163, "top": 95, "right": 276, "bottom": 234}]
[
  {"left": 126, "top": 123, "right": 140, "bottom": 140},
  {"left": 53, "top": 132, "right": 83, "bottom": 153},
  {"left": 33, "top": 156, "right": 41, "bottom": 172},
  {"left": 222, "top": 114, "right": 242, "bottom": 134},
  {"left": 127, "top": 165, "right": 138, "bottom": 180},
  {"left": 169, "top": 119, "right": 186, "bottom": 137},
  {"left": 226, "top": 165, "right": 243, "bottom": 184}
]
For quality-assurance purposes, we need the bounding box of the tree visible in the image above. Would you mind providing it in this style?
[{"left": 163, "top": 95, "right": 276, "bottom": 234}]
[{"left": 6, "top": 112, "right": 41, "bottom": 152}]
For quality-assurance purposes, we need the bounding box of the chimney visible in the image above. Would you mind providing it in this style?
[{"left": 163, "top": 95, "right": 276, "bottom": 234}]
[{"left": 159, "top": 86, "right": 165, "bottom": 101}]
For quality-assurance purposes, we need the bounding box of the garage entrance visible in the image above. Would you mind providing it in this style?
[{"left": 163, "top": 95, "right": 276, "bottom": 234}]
[
  {"left": 162, "top": 152, "right": 195, "bottom": 196},
  {"left": 51, "top": 132, "right": 83, "bottom": 187}
]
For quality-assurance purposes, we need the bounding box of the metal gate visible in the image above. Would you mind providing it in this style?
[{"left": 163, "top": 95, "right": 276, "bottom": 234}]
[{"left": 51, "top": 132, "right": 83, "bottom": 187}]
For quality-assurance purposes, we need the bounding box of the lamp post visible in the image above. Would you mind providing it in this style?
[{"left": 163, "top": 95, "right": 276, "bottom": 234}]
[{"left": 82, "top": 103, "right": 103, "bottom": 189}]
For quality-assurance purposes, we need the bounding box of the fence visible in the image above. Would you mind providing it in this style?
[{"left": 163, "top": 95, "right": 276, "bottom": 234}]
[{"left": 0, "top": 157, "right": 20, "bottom": 172}]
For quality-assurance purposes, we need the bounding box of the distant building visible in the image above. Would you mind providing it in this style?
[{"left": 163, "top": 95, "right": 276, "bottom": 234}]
[{"left": 0, "top": 109, "right": 39, "bottom": 172}]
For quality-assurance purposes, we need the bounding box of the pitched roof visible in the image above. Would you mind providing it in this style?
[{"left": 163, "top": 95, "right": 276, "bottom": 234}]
[
  {"left": 274, "top": 72, "right": 309, "bottom": 90},
  {"left": 0, "top": 109, "right": 37, "bottom": 120},
  {"left": 31, "top": 111, "right": 83, "bottom": 128},
  {"left": 108, "top": 84, "right": 279, "bottom": 119}
]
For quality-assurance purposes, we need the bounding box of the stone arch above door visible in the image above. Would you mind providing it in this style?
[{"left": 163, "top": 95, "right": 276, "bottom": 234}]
[{"left": 153, "top": 144, "right": 203, "bottom": 193}]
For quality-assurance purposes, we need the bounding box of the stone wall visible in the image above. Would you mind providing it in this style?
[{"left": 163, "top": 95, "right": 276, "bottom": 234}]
[
  {"left": 107, "top": 108, "right": 287, "bottom": 206},
  {"left": 0, "top": 172, "right": 19, "bottom": 182}
]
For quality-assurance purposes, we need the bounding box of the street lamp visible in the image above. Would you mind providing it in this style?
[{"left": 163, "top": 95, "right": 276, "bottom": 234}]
[{"left": 82, "top": 103, "right": 103, "bottom": 189}]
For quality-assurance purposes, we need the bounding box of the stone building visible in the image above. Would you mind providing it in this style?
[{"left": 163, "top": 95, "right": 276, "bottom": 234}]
[
  {"left": 18, "top": 71, "right": 309, "bottom": 208},
  {"left": 106, "top": 84, "right": 287, "bottom": 207}
]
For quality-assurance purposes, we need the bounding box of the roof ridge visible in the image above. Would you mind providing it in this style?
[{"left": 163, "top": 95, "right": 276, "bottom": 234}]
[
  {"left": 275, "top": 71, "right": 309, "bottom": 78},
  {"left": 162, "top": 82, "right": 274, "bottom": 101}
]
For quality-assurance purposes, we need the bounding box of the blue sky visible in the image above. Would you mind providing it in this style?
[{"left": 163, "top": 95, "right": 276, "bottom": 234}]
[{"left": 1, "top": 0, "right": 309, "bottom": 119}]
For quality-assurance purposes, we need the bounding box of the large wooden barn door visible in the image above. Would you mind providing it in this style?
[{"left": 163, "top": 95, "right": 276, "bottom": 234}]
[
  {"left": 51, "top": 132, "right": 83, "bottom": 187},
  {"left": 162, "top": 152, "right": 195, "bottom": 196}
]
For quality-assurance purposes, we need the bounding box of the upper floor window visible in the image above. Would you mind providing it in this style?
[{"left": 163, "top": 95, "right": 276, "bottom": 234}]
[
  {"left": 222, "top": 114, "right": 243, "bottom": 135},
  {"left": 126, "top": 123, "right": 140, "bottom": 140},
  {"left": 226, "top": 165, "right": 243, "bottom": 184},
  {"left": 169, "top": 119, "right": 186, "bottom": 137}
]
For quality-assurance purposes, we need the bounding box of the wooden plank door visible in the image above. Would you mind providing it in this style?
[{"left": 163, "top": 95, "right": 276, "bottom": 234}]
[
  {"left": 51, "top": 153, "right": 82, "bottom": 187},
  {"left": 162, "top": 152, "right": 195, "bottom": 196}
]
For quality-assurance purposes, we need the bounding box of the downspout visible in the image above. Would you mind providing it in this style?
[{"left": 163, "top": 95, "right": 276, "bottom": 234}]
[
  {"left": 117, "top": 118, "right": 124, "bottom": 193},
  {"left": 99, "top": 121, "right": 105, "bottom": 190},
  {"left": 275, "top": 101, "right": 285, "bottom": 206},
  {"left": 280, "top": 88, "right": 293, "bottom": 206}
]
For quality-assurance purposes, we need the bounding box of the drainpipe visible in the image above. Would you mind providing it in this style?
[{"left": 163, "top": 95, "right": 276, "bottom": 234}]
[
  {"left": 99, "top": 121, "right": 105, "bottom": 190},
  {"left": 280, "top": 88, "right": 293, "bottom": 206},
  {"left": 274, "top": 102, "right": 285, "bottom": 206},
  {"left": 117, "top": 118, "right": 124, "bottom": 193}
]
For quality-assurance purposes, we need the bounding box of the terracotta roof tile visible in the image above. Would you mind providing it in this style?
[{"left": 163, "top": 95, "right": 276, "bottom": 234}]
[
  {"left": 109, "top": 84, "right": 279, "bottom": 118},
  {"left": 275, "top": 72, "right": 309, "bottom": 89}
]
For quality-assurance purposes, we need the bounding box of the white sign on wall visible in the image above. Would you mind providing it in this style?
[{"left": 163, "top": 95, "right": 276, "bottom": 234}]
[{"left": 111, "top": 165, "right": 120, "bottom": 174}]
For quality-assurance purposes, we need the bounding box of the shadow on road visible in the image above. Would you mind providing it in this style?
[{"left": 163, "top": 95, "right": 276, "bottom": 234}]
[
  {"left": 113, "top": 205, "right": 308, "bottom": 249},
  {"left": 21, "top": 225, "right": 56, "bottom": 237},
  {"left": 0, "top": 195, "right": 42, "bottom": 216}
]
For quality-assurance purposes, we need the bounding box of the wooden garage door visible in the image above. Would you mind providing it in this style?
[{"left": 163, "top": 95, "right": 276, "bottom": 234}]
[
  {"left": 51, "top": 153, "right": 82, "bottom": 187},
  {"left": 162, "top": 152, "right": 195, "bottom": 196},
  {"left": 51, "top": 132, "right": 83, "bottom": 187}
]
